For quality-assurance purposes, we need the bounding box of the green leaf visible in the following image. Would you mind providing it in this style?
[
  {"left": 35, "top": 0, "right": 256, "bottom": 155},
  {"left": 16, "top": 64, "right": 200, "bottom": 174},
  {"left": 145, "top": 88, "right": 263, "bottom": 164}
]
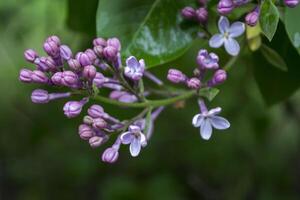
[
  {"left": 259, "top": 0, "right": 279, "bottom": 41},
  {"left": 198, "top": 88, "right": 220, "bottom": 101},
  {"left": 260, "top": 44, "right": 288, "bottom": 71},
  {"left": 285, "top": 5, "right": 300, "bottom": 54},
  {"left": 66, "top": 0, "right": 98, "bottom": 36},
  {"left": 96, "top": 0, "right": 198, "bottom": 68},
  {"left": 253, "top": 22, "right": 300, "bottom": 105}
]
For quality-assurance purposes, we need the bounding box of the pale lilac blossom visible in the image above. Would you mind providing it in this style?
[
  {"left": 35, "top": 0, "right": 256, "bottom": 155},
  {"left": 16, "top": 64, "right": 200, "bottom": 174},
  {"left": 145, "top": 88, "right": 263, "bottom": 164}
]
[{"left": 209, "top": 16, "right": 245, "bottom": 56}]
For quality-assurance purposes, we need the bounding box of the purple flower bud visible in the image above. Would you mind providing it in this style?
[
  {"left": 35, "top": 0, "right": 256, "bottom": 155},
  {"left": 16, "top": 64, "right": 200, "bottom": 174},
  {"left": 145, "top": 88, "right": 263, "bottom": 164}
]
[
  {"left": 51, "top": 72, "right": 63, "bottom": 85},
  {"left": 31, "top": 70, "right": 49, "bottom": 84},
  {"left": 85, "top": 49, "right": 97, "bottom": 62},
  {"left": 208, "top": 69, "right": 227, "bottom": 86},
  {"left": 60, "top": 45, "right": 72, "bottom": 60},
  {"left": 103, "top": 46, "right": 118, "bottom": 61},
  {"left": 167, "top": 69, "right": 187, "bottom": 83},
  {"left": 36, "top": 57, "right": 56, "bottom": 72},
  {"left": 24, "top": 49, "right": 38, "bottom": 63},
  {"left": 181, "top": 7, "right": 196, "bottom": 20},
  {"left": 186, "top": 78, "right": 201, "bottom": 89},
  {"left": 197, "top": 49, "right": 219, "bottom": 69},
  {"left": 89, "top": 136, "right": 106, "bottom": 148},
  {"left": 78, "top": 124, "right": 94, "bottom": 140},
  {"left": 63, "top": 98, "right": 88, "bottom": 118},
  {"left": 62, "top": 71, "right": 79, "bottom": 87},
  {"left": 107, "top": 37, "right": 121, "bottom": 51},
  {"left": 93, "top": 45, "right": 103, "bottom": 57},
  {"left": 92, "top": 118, "right": 107, "bottom": 129},
  {"left": 93, "top": 72, "right": 106, "bottom": 87},
  {"left": 109, "top": 91, "right": 138, "bottom": 103},
  {"left": 83, "top": 115, "right": 94, "bottom": 125},
  {"left": 284, "top": 0, "right": 299, "bottom": 7},
  {"left": 83, "top": 65, "right": 97, "bottom": 80},
  {"left": 43, "top": 41, "right": 59, "bottom": 57},
  {"left": 88, "top": 104, "right": 105, "bottom": 118},
  {"left": 67, "top": 59, "right": 81, "bottom": 71},
  {"left": 217, "top": 0, "right": 234, "bottom": 15},
  {"left": 102, "top": 147, "right": 119, "bottom": 163},
  {"left": 195, "top": 8, "right": 208, "bottom": 23},
  {"left": 31, "top": 89, "right": 49, "bottom": 104},
  {"left": 46, "top": 35, "right": 61, "bottom": 46},
  {"left": 245, "top": 7, "right": 259, "bottom": 27},
  {"left": 77, "top": 52, "right": 92, "bottom": 66},
  {"left": 19, "top": 69, "right": 33, "bottom": 83},
  {"left": 93, "top": 37, "right": 107, "bottom": 47}
]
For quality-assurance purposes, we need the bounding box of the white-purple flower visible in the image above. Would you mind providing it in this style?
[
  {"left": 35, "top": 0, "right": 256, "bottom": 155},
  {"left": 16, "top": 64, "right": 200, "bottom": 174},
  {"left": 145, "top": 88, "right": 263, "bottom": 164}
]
[
  {"left": 209, "top": 16, "right": 245, "bottom": 56},
  {"left": 124, "top": 56, "right": 145, "bottom": 81},
  {"left": 120, "top": 125, "right": 147, "bottom": 157},
  {"left": 192, "top": 107, "right": 230, "bottom": 140},
  {"left": 197, "top": 49, "right": 219, "bottom": 69}
]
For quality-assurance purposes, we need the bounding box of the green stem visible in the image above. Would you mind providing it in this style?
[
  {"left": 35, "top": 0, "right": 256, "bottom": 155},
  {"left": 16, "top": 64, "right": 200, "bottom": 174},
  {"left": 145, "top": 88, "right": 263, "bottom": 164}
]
[{"left": 91, "top": 90, "right": 196, "bottom": 108}]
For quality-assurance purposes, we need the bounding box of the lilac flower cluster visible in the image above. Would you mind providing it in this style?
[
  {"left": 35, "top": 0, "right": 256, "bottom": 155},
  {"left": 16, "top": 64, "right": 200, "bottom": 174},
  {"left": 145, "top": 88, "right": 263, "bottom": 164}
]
[
  {"left": 19, "top": 35, "right": 166, "bottom": 163},
  {"left": 167, "top": 48, "right": 230, "bottom": 140},
  {"left": 217, "top": 0, "right": 298, "bottom": 27}
]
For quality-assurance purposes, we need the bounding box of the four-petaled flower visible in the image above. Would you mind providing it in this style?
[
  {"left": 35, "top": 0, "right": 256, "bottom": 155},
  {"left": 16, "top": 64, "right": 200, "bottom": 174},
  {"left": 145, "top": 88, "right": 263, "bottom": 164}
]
[
  {"left": 124, "top": 56, "right": 145, "bottom": 81},
  {"left": 209, "top": 16, "right": 245, "bottom": 56},
  {"left": 120, "top": 125, "right": 147, "bottom": 157},
  {"left": 192, "top": 107, "right": 230, "bottom": 140},
  {"left": 197, "top": 49, "right": 219, "bottom": 69}
]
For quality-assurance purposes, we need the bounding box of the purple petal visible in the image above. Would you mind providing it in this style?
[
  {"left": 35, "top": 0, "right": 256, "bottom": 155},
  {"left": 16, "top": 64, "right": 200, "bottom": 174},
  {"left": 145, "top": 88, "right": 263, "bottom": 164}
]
[
  {"left": 120, "top": 132, "right": 133, "bottom": 144},
  {"left": 209, "top": 34, "right": 224, "bottom": 48},
  {"left": 192, "top": 114, "right": 204, "bottom": 127},
  {"left": 210, "top": 116, "right": 230, "bottom": 130},
  {"left": 140, "top": 133, "right": 147, "bottom": 147},
  {"left": 224, "top": 38, "right": 240, "bottom": 56},
  {"left": 208, "top": 107, "right": 222, "bottom": 116},
  {"left": 218, "top": 16, "right": 230, "bottom": 34},
  {"left": 200, "top": 119, "right": 212, "bottom": 140},
  {"left": 126, "top": 56, "right": 139, "bottom": 68},
  {"left": 130, "top": 137, "right": 141, "bottom": 157},
  {"left": 228, "top": 22, "right": 245, "bottom": 38}
]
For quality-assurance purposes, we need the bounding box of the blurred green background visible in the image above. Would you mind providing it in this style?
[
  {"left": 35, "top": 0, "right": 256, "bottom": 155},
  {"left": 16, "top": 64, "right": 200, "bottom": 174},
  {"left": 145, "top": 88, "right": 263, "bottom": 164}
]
[{"left": 1, "top": 0, "right": 300, "bottom": 199}]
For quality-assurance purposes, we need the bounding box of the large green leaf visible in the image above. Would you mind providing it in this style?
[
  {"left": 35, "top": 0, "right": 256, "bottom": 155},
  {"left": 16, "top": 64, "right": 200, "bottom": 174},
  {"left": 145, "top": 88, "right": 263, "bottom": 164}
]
[
  {"left": 96, "top": 0, "right": 198, "bottom": 68},
  {"left": 253, "top": 22, "right": 300, "bottom": 105},
  {"left": 285, "top": 5, "right": 300, "bottom": 55},
  {"left": 259, "top": 0, "right": 279, "bottom": 41}
]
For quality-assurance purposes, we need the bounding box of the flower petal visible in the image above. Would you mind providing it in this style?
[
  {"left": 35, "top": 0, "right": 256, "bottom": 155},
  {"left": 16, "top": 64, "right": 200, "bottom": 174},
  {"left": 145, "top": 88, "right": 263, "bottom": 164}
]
[
  {"left": 224, "top": 38, "right": 240, "bottom": 56},
  {"left": 140, "top": 133, "right": 147, "bottom": 147},
  {"left": 126, "top": 56, "right": 139, "bottom": 68},
  {"left": 120, "top": 131, "right": 133, "bottom": 144},
  {"left": 200, "top": 119, "right": 213, "bottom": 140},
  {"left": 210, "top": 116, "right": 230, "bottom": 130},
  {"left": 208, "top": 107, "right": 222, "bottom": 116},
  {"left": 218, "top": 16, "right": 230, "bottom": 34},
  {"left": 130, "top": 137, "right": 141, "bottom": 157},
  {"left": 209, "top": 34, "right": 224, "bottom": 48},
  {"left": 192, "top": 114, "right": 204, "bottom": 127},
  {"left": 228, "top": 22, "right": 245, "bottom": 38}
]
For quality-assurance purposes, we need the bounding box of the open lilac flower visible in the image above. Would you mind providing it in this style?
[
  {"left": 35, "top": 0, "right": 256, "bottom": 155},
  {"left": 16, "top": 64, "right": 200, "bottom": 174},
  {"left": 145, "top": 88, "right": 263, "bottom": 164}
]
[
  {"left": 209, "top": 16, "right": 245, "bottom": 56},
  {"left": 120, "top": 125, "right": 147, "bottom": 157},
  {"left": 197, "top": 49, "right": 219, "bottom": 69},
  {"left": 192, "top": 107, "right": 230, "bottom": 140},
  {"left": 124, "top": 56, "right": 145, "bottom": 81}
]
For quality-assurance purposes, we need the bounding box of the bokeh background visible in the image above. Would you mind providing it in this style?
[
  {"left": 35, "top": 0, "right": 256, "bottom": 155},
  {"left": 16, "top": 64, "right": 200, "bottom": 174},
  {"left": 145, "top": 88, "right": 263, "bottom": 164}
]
[{"left": 1, "top": 0, "right": 300, "bottom": 199}]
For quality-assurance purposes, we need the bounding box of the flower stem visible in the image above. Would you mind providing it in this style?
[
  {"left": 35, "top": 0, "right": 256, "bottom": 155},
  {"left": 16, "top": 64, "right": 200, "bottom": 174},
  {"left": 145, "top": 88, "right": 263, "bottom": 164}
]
[{"left": 91, "top": 90, "right": 196, "bottom": 108}]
